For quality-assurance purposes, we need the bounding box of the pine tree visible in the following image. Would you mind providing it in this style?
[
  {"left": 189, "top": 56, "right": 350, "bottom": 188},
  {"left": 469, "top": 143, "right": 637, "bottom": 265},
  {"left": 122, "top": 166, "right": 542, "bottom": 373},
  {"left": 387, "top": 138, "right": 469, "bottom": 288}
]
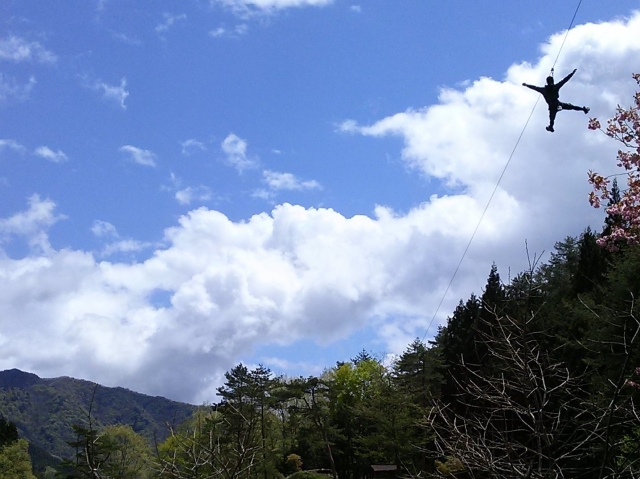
[
  {"left": 0, "top": 417, "right": 19, "bottom": 449},
  {"left": 573, "top": 228, "right": 608, "bottom": 296}
]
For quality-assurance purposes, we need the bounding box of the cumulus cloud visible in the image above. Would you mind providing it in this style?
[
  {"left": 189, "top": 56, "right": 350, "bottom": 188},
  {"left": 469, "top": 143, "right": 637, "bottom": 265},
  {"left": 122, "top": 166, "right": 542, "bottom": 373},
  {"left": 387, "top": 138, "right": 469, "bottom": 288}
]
[
  {"left": 0, "top": 36, "right": 57, "bottom": 64},
  {"left": 34, "top": 146, "right": 68, "bottom": 163},
  {"left": 89, "top": 78, "right": 129, "bottom": 109},
  {"left": 0, "top": 194, "right": 65, "bottom": 253},
  {"left": 120, "top": 145, "right": 157, "bottom": 167},
  {"left": 211, "top": 0, "right": 334, "bottom": 16},
  {"left": 156, "top": 13, "right": 187, "bottom": 33},
  {"left": 1, "top": 14, "right": 640, "bottom": 403},
  {"left": 0, "top": 197, "right": 484, "bottom": 402},
  {"left": 221, "top": 133, "right": 258, "bottom": 171}
]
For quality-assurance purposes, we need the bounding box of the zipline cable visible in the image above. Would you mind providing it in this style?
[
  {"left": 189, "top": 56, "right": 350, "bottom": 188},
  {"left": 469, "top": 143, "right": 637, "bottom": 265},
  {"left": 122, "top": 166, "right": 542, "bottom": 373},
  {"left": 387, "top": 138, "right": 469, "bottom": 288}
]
[{"left": 421, "top": 0, "right": 583, "bottom": 342}]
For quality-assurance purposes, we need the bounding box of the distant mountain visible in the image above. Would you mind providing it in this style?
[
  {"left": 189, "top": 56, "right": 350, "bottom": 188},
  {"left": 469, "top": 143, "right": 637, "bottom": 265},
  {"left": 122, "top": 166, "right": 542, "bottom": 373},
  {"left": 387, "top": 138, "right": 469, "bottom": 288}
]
[{"left": 0, "top": 369, "right": 198, "bottom": 464}]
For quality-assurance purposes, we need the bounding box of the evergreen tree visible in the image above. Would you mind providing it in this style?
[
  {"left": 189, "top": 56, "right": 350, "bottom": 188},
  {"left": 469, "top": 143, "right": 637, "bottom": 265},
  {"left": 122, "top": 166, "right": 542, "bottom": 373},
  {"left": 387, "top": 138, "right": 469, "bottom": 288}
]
[
  {"left": 248, "top": 365, "right": 277, "bottom": 479},
  {"left": 351, "top": 350, "right": 373, "bottom": 365},
  {"left": 216, "top": 364, "right": 262, "bottom": 479},
  {"left": 573, "top": 227, "right": 608, "bottom": 296},
  {"left": 392, "top": 339, "right": 443, "bottom": 474},
  {"left": 286, "top": 377, "right": 338, "bottom": 479},
  {"left": 0, "top": 416, "right": 19, "bottom": 448},
  {"left": 603, "top": 178, "right": 623, "bottom": 238}
]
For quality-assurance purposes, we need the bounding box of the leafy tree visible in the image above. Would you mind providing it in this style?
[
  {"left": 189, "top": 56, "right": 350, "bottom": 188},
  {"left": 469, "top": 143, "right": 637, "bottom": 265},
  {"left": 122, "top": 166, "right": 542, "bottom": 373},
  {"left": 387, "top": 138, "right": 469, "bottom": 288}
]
[
  {"left": 153, "top": 409, "right": 222, "bottom": 479},
  {"left": 588, "top": 73, "right": 640, "bottom": 249},
  {"left": 284, "top": 453, "right": 302, "bottom": 475},
  {"left": 99, "top": 425, "right": 151, "bottom": 478},
  {"left": 56, "top": 387, "right": 154, "bottom": 479},
  {"left": 0, "top": 438, "right": 37, "bottom": 479}
]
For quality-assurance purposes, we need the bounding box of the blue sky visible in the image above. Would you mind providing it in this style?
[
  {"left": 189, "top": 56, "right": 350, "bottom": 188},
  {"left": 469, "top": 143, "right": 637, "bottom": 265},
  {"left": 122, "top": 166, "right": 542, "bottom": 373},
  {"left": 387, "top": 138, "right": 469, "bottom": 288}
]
[{"left": 1, "top": 0, "right": 640, "bottom": 403}]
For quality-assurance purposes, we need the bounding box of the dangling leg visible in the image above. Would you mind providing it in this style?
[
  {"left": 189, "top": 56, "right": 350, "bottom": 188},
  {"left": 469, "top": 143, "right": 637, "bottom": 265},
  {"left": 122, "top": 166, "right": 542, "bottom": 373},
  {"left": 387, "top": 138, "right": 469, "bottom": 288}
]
[
  {"left": 546, "top": 106, "right": 557, "bottom": 132},
  {"left": 559, "top": 101, "right": 589, "bottom": 114}
]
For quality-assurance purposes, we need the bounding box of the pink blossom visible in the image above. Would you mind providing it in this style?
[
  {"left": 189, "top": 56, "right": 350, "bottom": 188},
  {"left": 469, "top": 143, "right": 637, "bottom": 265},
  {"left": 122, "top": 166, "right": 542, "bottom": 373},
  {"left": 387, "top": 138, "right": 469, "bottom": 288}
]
[{"left": 588, "top": 73, "right": 640, "bottom": 250}]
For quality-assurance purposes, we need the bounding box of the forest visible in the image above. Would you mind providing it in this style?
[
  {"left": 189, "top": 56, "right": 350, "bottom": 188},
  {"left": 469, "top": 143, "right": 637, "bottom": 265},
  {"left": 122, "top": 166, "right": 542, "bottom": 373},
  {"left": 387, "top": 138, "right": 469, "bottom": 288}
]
[{"left": 2, "top": 75, "right": 640, "bottom": 479}]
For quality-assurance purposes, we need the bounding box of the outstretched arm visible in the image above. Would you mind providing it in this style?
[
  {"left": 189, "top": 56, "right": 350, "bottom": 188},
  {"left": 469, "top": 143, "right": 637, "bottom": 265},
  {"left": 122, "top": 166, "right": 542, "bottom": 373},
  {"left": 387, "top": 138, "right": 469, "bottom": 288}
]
[
  {"left": 522, "top": 83, "right": 544, "bottom": 94},
  {"left": 556, "top": 69, "right": 577, "bottom": 89}
]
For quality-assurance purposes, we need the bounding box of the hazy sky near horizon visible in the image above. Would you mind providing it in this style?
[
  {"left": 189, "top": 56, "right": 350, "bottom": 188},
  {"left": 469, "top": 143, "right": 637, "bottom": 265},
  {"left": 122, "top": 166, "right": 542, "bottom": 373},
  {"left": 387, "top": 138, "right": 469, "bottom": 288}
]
[{"left": 1, "top": 0, "right": 640, "bottom": 403}]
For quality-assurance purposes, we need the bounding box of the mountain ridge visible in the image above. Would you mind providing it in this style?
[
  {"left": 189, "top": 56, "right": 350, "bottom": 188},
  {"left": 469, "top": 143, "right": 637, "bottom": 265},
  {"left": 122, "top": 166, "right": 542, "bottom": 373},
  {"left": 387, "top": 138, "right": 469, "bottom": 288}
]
[{"left": 0, "top": 368, "right": 198, "bottom": 464}]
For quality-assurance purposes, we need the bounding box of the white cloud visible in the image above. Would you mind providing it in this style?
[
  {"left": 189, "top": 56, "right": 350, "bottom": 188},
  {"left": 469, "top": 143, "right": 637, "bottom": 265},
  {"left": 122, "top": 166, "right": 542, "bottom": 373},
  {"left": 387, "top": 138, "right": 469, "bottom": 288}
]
[
  {"left": 350, "top": 5, "right": 361, "bottom": 13},
  {"left": 101, "top": 239, "right": 153, "bottom": 257},
  {"left": 119, "top": 145, "right": 157, "bottom": 167},
  {"left": 252, "top": 188, "right": 273, "bottom": 200},
  {"left": 1, "top": 14, "right": 640, "bottom": 403},
  {"left": 255, "top": 170, "right": 322, "bottom": 198},
  {"left": 0, "top": 139, "right": 26, "bottom": 154},
  {"left": 0, "top": 74, "right": 36, "bottom": 102},
  {"left": 180, "top": 139, "right": 207, "bottom": 155},
  {"left": 0, "top": 194, "right": 65, "bottom": 253},
  {"left": 221, "top": 133, "right": 258, "bottom": 171},
  {"left": 0, "top": 195, "right": 510, "bottom": 402},
  {"left": 263, "top": 170, "right": 321, "bottom": 191},
  {"left": 90, "top": 78, "right": 129, "bottom": 109},
  {"left": 156, "top": 13, "right": 187, "bottom": 33},
  {"left": 209, "top": 25, "right": 248, "bottom": 38},
  {"left": 34, "top": 146, "right": 68, "bottom": 163},
  {"left": 91, "top": 220, "right": 153, "bottom": 256},
  {"left": 211, "top": 0, "right": 334, "bottom": 16},
  {"left": 0, "top": 36, "right": 57, "bottom": 64},
  {"left": 91, "top": 220, "right": 119, "bottom": 238},
  {"left": 163, "top": 173, "right": 213, "bottom": 206},
  {"left": 175, "top": 186, "right": 213, "bottom": 205},
  {"left": 209, "top": 27, "right": 227, "bottom": 38}
]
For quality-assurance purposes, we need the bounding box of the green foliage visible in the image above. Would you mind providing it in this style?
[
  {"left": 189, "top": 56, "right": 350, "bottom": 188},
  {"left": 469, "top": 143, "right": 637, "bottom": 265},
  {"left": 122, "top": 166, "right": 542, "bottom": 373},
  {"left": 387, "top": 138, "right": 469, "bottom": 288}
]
[
  {"left": 434, "top": 457, "right": 464, "bottom": 476},
  {"left": 7, "top": 208, "right": 640, "bottom": 479},
  {"left": 284, "top": 454, "right": 303, "bottom": 474},
  {"left": 99, "top": 425, "right": 152, "bottom": 478},
  {"left": 0, "top": 438, "right": 37, "bottom": 479},
  {"left": 0, "top": 371, "right": 196, "bottom": 461},
  {"left": 286, "top": 471, "right": 332, "bottom": 479}
]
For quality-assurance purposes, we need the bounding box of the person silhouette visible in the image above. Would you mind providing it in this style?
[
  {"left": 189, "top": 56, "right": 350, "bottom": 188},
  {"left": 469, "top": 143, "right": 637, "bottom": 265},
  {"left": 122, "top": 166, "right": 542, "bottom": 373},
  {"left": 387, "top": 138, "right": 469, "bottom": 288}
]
[{"left": 522, "top": 69, "right": 589, "bottom": 132}]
